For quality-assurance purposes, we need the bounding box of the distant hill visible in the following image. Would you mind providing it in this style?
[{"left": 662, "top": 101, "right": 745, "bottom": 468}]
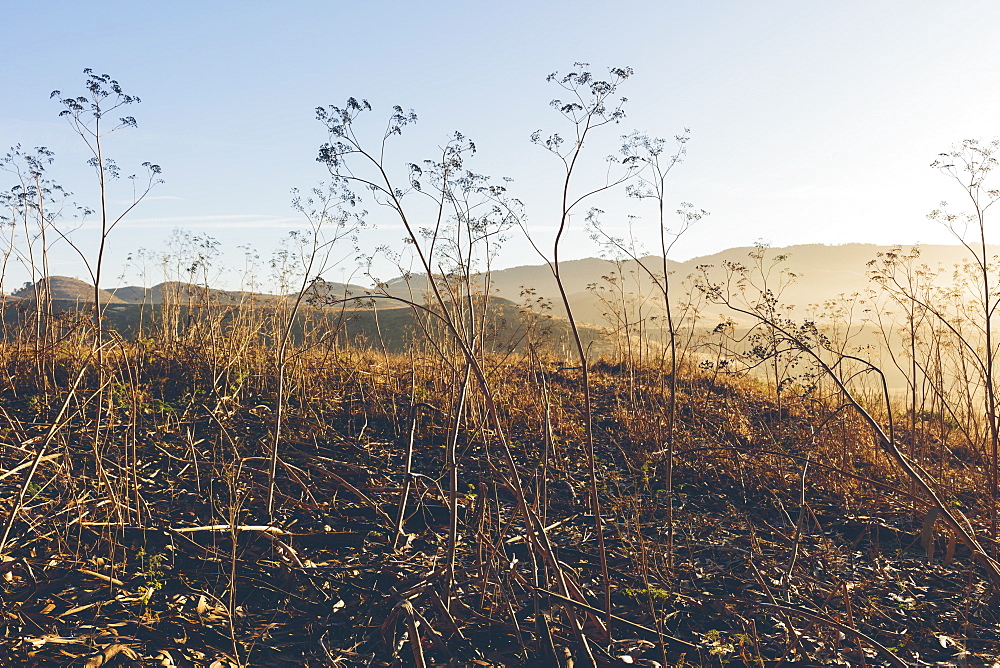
[
  {"left": 14, "top": 276, "right": 125, "bottom": 304},
  {"left": 9, "top": 243, "right": 994, "bottom": 327},
  {"left": 109, "top": 282, "right": 277, "bottom": 306},
  {"left": 456, "top": 243, "right": 1000, "bottom": 326},
  {"left": 106, "top": 279, "right": 371, "bottom": 306},
  {"left": 2, "top": 286, "right": 610, "bottom": 357},
  {"left": 8, "top": 244, "right": 992, "bottom": 390},
  {"left": 296, "top": 278, "right": 373, "bottom": 305}
]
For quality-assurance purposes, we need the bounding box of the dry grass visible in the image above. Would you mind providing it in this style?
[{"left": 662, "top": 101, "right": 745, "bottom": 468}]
[{"left": 0, "top": 319, "right": 996, "bottom": 667}]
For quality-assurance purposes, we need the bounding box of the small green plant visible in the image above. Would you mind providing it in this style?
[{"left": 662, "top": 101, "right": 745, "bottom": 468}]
[
  {"left": 25, "top": 482, "right": 45, "bottom": 503},
  {"left": 624, "top": 586, "right": 671, "bottom": 601},
  {"left": 702, "top": 629, "right": 735, "bottom": 665},
  {"left": 149, "top": 397, "right": 179, "bottom": 414},
  {"left": 137, "top": 550, "right": 165, "bottom": 605}
]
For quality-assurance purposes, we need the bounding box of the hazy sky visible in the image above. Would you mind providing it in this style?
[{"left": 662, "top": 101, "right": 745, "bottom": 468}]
[{"left": 4, "top": 0, "right": 1000, "bottom": 290}]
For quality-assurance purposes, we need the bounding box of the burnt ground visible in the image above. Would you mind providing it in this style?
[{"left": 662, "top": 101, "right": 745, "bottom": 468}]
[{"left": 1, "top": 360, "right": 998, "bottom": 667}]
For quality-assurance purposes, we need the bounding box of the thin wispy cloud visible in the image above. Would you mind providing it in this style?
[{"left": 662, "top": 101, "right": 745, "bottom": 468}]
[
  {"left": 114, "top": 214, "right": 305, "bottom": 229},
  {"left": 111, "top": 195, "right": 184, "bottom": 203}
]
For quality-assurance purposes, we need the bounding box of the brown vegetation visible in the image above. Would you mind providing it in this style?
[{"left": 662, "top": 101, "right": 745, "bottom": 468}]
[{"left": 0, "top": 307, "right": 997, "bottom": 666}]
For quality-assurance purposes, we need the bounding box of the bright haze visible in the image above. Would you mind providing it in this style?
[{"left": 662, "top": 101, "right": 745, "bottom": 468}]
[{"left": 3, "top": 0, "right": 1000, "bottom": 291}]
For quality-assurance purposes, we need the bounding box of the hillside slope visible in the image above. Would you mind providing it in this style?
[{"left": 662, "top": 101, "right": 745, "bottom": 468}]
[{"left": 13, "top": 276, "right": 125, "bottom": 304}]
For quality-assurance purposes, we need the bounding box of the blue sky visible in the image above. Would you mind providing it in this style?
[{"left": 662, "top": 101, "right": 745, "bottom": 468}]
[{"left": 4, "top": 1, "right": 1000, "bottom": 290}]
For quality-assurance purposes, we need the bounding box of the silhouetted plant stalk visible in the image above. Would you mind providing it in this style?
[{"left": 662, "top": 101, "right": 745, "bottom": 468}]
[
  {"left": 1, "top": 147, "right": 100, "bottom": 388},
  {"left": 858, "top": 142, "right": 1000, "bottom": 546},
  {"left": 266, "top": 181, "right": 363, "bottom": 517},
  {"left": 588, "top": 129, "right": 704, "bottom": 570},
  {"left": 866, "top": 248, "right": 941, "bottom": 505},
  {"left": 927, "top": 140, "right": 1000, "bottom": 540},
  {"left": 529, "top": 63, "right": 644, "bottom": 645},
  {"left": 700, "top": 271, "right": 1000, "bottom": 590},
  {"left": 43, "top": 71, "right": 163, "bottom": 526},
  {"left": 316, "top": 87, "right": 617, "bottom": 662},
  {"left": 50, "top": 70, "right": 162, "bottom": 346}
]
